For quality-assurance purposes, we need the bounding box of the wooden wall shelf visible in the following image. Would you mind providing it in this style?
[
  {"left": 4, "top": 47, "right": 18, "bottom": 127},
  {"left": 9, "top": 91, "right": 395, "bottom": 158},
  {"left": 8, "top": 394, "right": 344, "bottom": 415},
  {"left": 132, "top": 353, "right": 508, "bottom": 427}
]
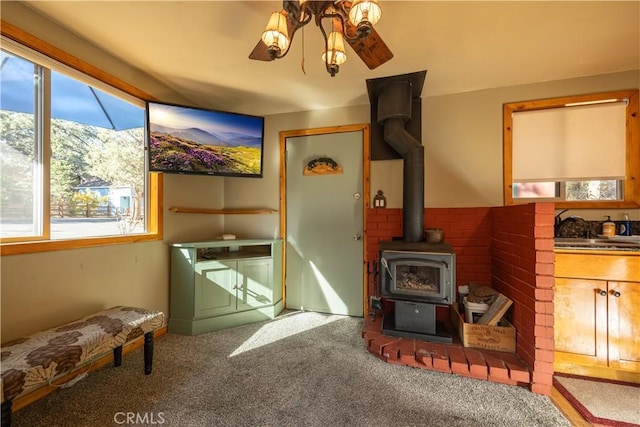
[{"left": 168, "top": 207, "right": 277, "bottom": 215}]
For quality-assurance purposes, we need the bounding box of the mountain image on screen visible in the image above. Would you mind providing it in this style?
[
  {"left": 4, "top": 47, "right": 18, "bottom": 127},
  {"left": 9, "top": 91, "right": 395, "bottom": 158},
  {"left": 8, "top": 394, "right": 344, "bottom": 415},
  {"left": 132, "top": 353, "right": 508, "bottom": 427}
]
[
  {"left": 149, "top": 123, "right": 262, "bottom": 176},
  {"left": 152, "top": 125, "right": 262, "bottom": 148}
]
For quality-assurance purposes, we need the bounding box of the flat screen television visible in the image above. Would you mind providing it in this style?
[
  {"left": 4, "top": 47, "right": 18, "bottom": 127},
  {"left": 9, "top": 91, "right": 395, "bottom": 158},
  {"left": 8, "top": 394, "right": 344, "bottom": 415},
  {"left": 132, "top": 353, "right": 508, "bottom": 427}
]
[{"left": 146, "top": 101, "right": 264, "bottom": 177}]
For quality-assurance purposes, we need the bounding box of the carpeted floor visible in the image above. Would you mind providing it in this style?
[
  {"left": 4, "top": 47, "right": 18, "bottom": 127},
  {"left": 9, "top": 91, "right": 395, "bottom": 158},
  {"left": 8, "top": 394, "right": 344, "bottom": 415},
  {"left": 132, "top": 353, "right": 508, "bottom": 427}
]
[
  {"left": 554, "top": 374, "right": 640, "bottom": 426},
  {"left": 12, "top": 311, "right": 571, "bottom": 427}
]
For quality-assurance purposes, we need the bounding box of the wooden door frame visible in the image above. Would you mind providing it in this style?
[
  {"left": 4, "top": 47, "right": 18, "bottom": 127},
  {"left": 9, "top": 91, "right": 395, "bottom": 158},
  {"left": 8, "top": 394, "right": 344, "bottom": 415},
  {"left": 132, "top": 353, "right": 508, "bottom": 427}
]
[{"left": 279, "top": 124, "right": 371, "bottom": 316}]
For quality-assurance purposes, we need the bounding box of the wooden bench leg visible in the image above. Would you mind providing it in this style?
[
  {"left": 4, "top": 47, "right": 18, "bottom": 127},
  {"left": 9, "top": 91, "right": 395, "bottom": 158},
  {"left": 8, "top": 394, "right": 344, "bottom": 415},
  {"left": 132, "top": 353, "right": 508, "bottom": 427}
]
[
  {"left": 113, "top": 345, "right": 123, "bottom": 367},
  {"left": 1, "top": 399, "right": 12, "bottom": 427},
  {"left": 144, "top": 332, "right": 154, "bottom": 375}
]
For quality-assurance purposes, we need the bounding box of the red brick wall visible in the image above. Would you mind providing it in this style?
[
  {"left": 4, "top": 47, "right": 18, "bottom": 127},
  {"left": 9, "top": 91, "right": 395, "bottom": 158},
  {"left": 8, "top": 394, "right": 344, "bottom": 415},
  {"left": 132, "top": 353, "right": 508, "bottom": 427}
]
[
  {"left": 490, "top": 203, "right": 555, "bottom": 395},
  {"left": 365, "top": 203, "right": 556, "bottom": 395},
  {"left": 365, "top": 207, "right": 493, "bottom": 296}
]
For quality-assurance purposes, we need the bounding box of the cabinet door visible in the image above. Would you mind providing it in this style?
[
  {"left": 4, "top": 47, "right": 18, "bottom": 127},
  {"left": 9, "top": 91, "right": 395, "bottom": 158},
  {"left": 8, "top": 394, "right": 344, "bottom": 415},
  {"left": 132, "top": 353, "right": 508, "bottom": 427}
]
[
  {"left": 554, "top": 277, "right": 608, "bottom": 367},
  {"left": 195, "top": 261, "right": 236, "bottom": 318},
  {"left": 236, "top": 258, "right": 273, "bottom": 312},
  {"left": 608, "top": 281, "right": 640, "bottom": 373}
]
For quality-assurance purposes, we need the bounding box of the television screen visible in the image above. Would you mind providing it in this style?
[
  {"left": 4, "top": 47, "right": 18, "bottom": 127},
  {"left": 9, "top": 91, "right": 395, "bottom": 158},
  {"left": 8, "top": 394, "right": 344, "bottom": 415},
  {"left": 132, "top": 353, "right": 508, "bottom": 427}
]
[{"left": 147, "top": 101, "right": 264, "bottom": 177}]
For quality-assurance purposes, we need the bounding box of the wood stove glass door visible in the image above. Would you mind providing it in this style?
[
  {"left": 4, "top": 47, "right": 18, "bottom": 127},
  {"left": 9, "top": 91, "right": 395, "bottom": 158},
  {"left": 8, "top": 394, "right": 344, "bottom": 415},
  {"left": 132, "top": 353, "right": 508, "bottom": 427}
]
[{"left": 285, "top": 130, "right": 364, "bottom": 316}]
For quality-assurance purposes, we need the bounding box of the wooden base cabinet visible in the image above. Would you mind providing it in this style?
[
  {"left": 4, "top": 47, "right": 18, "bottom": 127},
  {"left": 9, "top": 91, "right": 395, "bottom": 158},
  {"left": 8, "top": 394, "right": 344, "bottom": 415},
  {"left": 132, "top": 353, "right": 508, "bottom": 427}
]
[
  {"left": 608, "top": 281, "right": 640, "bottom": 373},
  {"left": 554, "top": 252, "right": 640, "bottom": 383},
  {"left": 554, "top": 277, "right": 608, "bottom": 368},
  {"left": 170, "top": 239, "right": 283, "bottom": 335}
]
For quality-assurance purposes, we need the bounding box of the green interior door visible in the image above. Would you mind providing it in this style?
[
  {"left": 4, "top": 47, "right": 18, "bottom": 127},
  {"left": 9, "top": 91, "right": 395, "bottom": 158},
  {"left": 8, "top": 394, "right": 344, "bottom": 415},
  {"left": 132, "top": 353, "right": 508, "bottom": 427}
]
[{"left": 285, "top": 131, "right": 364, "bottom": 316}]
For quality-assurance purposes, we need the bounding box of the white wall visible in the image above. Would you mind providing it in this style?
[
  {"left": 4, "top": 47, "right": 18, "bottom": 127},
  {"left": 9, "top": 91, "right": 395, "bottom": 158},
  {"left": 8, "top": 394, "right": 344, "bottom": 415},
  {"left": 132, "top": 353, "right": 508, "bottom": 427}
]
[
  {"left": 223, "top": 105, "right": 370, "bottom": 238},
  {"left": 1, "top": 242, "right": 168, "bottom": 341},
  {"left": 162, "top": 174, "right": 225, "bottom": 243},
  {"left": 376, "top": 71, "right": 640, "bottom": 210},
  {"left": 225, "top": 70, "right": 639, "bottom": 218}
]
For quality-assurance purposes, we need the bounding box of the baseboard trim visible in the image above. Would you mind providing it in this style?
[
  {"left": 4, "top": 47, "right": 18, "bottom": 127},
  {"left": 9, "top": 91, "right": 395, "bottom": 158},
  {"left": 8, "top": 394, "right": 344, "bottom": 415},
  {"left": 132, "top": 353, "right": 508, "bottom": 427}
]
[{"left": 554, "top": 361, "right": 639, "bottom": 385}]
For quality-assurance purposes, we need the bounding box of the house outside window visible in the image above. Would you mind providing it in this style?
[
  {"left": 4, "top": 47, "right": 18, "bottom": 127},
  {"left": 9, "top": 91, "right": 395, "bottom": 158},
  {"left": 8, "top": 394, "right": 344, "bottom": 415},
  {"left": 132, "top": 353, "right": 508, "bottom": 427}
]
[{"left": 0, "top": 35, "right": 162, "bottom": 254}]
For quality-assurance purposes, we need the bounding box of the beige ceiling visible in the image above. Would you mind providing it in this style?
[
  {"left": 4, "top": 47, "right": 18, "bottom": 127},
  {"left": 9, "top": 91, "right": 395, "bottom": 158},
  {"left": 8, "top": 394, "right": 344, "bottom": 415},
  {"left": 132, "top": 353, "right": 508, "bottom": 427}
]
[{"left": 21, "top": 1, "right": 640, "bottom": 117}]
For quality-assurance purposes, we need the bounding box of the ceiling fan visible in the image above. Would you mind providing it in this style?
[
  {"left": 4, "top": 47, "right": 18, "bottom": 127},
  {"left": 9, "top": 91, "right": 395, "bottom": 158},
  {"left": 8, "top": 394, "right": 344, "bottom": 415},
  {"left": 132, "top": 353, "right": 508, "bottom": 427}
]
[{"left": 249, "top": 0, "right": 393, "bottom": 77}]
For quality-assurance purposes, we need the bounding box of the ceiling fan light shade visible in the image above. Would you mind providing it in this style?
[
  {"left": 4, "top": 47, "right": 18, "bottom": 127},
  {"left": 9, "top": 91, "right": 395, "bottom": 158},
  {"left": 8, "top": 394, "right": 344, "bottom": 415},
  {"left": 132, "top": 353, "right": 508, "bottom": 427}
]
[
  {"left": 261, "top": 11, "right": 290, "bottom": 58},
  {"left": 322, "top": 31, "right": 347, "bottom": 77},
  {"left": 321, "top": 31, "right": 347, "bottom": 66},
  {"left": 349, "top": 0, "right": 382, "bottom": 27}
]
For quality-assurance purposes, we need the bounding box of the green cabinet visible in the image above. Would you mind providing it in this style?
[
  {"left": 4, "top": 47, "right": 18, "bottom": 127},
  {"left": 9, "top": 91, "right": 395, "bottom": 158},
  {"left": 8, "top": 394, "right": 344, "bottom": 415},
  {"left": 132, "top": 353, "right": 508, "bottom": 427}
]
[{"left": 170, "top": 239, "right": 283, "bottom": 335}]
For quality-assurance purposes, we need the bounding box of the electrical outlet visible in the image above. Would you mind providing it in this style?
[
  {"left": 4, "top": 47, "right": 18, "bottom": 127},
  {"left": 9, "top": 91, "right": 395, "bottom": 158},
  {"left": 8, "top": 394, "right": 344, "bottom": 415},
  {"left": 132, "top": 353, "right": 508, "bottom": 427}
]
[{"left": 370, "top": 296, "right": 382, "bottom": 311}]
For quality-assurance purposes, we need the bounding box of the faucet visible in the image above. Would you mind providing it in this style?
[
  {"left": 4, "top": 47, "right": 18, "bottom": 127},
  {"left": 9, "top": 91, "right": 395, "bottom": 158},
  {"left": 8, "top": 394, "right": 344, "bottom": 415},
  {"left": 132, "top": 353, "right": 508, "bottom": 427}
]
[{"left": 554, "top": 209, "right": 570, "bottom": 237}]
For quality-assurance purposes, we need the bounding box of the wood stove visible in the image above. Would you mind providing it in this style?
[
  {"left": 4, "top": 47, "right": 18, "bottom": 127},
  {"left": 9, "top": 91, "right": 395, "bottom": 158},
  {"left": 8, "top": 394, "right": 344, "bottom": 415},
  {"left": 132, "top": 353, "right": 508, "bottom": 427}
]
[{"left": 380, "top": 241, "right": 456, "bottom": 343}]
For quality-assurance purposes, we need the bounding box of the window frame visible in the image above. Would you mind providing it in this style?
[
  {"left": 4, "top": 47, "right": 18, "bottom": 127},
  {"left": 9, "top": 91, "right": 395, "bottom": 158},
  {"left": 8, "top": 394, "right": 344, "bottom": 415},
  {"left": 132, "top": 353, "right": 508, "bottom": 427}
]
[
  {"left": 0, "top": 21, "right": 163, "bottom": 255},
  {"left": 503, "top": 89, "right": 640, "bottom": 209}
]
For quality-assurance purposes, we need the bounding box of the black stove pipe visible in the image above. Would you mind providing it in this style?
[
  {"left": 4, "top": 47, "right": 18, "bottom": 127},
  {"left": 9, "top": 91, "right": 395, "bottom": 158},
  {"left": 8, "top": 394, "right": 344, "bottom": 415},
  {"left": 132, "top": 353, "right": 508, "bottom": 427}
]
[{"left": 377, "top": 80, "right": 424, "bottom": 242}]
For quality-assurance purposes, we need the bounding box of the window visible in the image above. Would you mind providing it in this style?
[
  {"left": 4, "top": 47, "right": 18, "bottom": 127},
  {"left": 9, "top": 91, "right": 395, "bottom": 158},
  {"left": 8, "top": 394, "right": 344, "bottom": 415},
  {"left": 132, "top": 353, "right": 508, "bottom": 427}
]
[
  {"left": 0, "top": 33, "right": 162, "bottom": 254},
  {"left": 503, "top": 90, "right": 639, "bottom": 208}
]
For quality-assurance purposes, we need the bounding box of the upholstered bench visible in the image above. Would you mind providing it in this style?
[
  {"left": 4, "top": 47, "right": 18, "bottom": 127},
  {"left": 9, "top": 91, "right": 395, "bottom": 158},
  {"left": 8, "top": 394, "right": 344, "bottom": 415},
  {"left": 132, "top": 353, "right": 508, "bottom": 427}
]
[{"left": 0, "top": 306, "right": 165, "bottom": 427}]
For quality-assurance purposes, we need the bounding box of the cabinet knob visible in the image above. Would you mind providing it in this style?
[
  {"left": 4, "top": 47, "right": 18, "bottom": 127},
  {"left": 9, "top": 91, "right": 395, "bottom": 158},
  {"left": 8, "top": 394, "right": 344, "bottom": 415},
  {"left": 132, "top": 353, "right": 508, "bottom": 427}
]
[
  {"left": 598, "top": 289, "right": 607, "bottom": 296},
  {"left": 612, "top": 290, "right": 621, "bottom": 298}
]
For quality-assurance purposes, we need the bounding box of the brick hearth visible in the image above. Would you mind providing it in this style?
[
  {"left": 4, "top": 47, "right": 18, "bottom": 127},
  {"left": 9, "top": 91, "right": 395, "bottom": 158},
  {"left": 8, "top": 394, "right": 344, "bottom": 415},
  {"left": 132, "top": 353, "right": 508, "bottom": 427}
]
[
  {"left": 362, "top": 314, "right": 532, "bottom": 388},
  {"left": 365, "top": 203, "right": 557, "bottom": 395}
]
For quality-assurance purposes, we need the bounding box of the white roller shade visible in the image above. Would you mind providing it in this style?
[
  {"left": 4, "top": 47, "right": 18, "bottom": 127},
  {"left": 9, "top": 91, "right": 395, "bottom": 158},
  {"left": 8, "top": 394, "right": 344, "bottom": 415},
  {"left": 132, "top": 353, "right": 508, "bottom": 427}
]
[{"left": 512, "top": 101, "right": 627, "bottom": 182}]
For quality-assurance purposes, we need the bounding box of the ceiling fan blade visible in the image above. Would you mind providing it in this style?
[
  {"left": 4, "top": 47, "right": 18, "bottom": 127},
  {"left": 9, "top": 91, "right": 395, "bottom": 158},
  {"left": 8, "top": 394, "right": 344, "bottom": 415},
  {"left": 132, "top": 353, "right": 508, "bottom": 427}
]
[
  {"left": 343, "top": 22, "right": 393, "bottom": 70},
  {"left": 249, "top": 40, "right": 273, "bottom": 62},
  {"left": 249, "top": 11, "right": 300, "bottom": 61}
]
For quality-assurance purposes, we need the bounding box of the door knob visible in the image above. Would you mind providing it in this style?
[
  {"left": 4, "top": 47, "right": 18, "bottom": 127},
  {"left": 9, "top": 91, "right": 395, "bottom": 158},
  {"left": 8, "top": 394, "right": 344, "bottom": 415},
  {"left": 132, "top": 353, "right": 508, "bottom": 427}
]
[
  {"left": 612, "top": 290, "right": 621, "bottom": 298},
  {"left": 598, "top": 289, "right": 607, "bottom": 296},
  {"left": 353, "top": 234, "right": 362, "bottom": 241}
]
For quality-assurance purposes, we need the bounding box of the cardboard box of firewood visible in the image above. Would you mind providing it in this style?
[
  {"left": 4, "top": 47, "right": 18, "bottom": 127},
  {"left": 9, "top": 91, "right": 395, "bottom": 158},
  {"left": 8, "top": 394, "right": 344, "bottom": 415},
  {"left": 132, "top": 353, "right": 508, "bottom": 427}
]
[
  {"left": 463, "top": 284, "right": 514, "bottom": 325},
  {"left": 451, "top": 302, "right": 516, "bottom": 352}
]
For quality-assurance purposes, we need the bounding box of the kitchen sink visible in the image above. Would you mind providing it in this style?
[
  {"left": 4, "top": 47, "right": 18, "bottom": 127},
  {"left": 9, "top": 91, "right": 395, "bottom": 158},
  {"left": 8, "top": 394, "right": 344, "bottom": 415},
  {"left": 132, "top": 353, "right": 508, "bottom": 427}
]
[
  {"left": 555, "top": 238, "right": 610, "bottom": 244},
  {"left": 554, "top": 237, "right": 640, "bottom": 251}
]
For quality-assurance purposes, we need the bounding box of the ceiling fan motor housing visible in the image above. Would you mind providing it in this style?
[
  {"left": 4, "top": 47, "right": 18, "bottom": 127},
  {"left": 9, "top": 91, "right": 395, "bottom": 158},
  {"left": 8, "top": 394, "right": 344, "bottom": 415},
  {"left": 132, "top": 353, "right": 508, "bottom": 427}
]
[
  {"left": 355, "top": 20, "right": 373, "bottom": 38},
  {"left": 283, "top": 0, "right": 301, "bottom": 18}
]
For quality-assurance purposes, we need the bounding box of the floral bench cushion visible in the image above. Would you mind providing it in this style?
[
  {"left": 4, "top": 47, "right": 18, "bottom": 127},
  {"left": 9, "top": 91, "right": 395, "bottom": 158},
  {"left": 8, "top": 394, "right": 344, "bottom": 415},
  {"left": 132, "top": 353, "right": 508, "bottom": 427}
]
[{"left": 0, "top": 306, "right": 165, "bottom": 403}]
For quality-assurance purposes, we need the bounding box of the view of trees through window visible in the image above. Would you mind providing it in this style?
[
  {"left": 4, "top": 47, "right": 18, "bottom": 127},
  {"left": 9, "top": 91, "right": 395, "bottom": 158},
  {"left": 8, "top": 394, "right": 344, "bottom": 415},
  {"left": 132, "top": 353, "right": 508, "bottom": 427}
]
[
  {"left": 565, "top": 180, "right": 619, "bottom": 201},
  {"left": 1, "top": 111, "right": 145, "bottom": 239},
  {"left": 1, "top": 45, "right": 146, "bottom": 241}
]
